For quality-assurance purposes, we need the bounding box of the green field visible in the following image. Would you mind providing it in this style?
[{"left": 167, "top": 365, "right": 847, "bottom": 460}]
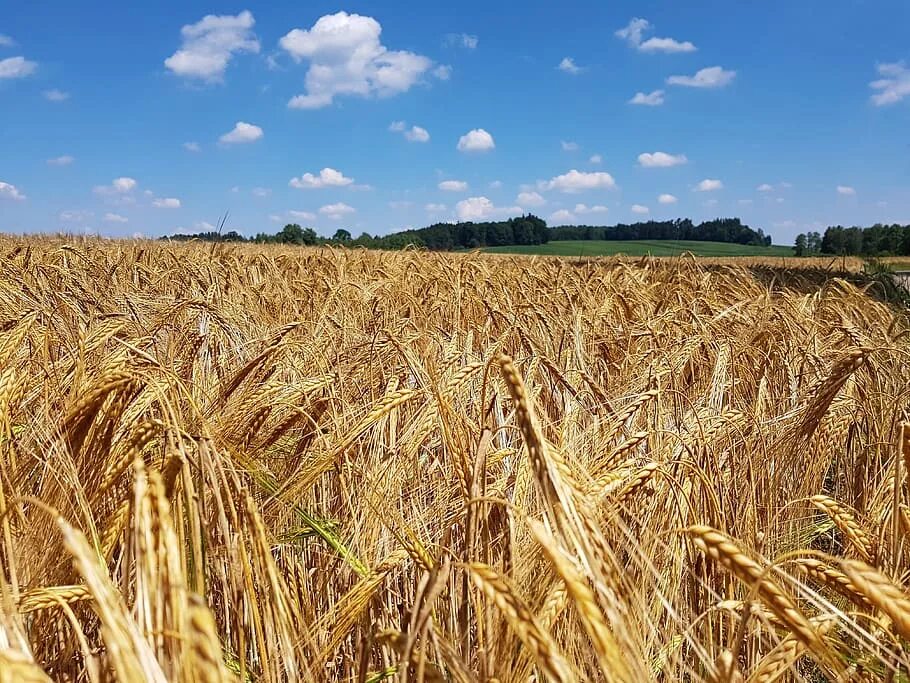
[{"left": 482, "top": 239, "right": 794, "bottom": 257}]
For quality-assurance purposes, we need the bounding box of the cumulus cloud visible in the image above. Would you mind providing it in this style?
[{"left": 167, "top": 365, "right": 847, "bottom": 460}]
[
  {"left": 558, "top": 57, "right": 582, "bottom": 74},
  {"left": 445, "top": 33, "right": 478, "bottom": 49},
  {"left": 390, "top": 121, "right": 430, "bottom": 142},
  {"left": 288, "top": 210, "right": 316, "bottom": 220},
  {"left": 629, "top": 89, "right": 665, "bottom": 106},
  {"left": 517, "top": 191, "right": 546, "bottom": 206},
  {"left": 658, "top": 193, "right": 678, "bottom": 204},
  {"left": 319, "top": 202, "right": 356, "bottom": 219},
  {"left": 94, "top": 177, "right": 137, "bottom": 196},
  {"left": 43, "top": 89, "right": 70, "bottom": 102},
  {"left": 574, "top": 203, "right": 608, "bottom": 214},
  {"left": 631, "top": 204, "right": 650, "bottom": 215},
  {"left": 0, "top": 181, "right": 26, "bottom": 201},
  {"left": 433, "top": 64, "right": 452, "bottom": 80},
  {"left": 0, "top": 56, "right": 37, "bottom": 79},
  {"left": 488, "top": 180, "right": 503, "bottom": 189},
  {"left": 540, "top": 169, "right": 616, "bottom": 193},
  {"left": 425, "top": 203, "right": 447, "bottom": 212},
  {"left": 153, "top": 197, "right": 181, "bottom": 208},
  {"left": 252, "top": 187, "right": 271, "bottom": 197},
  {"left": 615, "top": 18, "right": 696, "bottom": 53},
  {"left": 219, "top": 121, "right": 263, "bottom": 144},
  {"left": 281, "top": 12, "right": 441, "bottom": 109},
  {"left": 164, "top": 10, "right": 259, "bottom": 81},
  {"left": 289, "top": 168, "right": 354, "bottom": 189},
  {"left": 549, "top": 209, "right": 576, "bottom": 225},
  {"left": 457, "top": 128, "right": 495, "bottom": 152},
  {"left": 439, "top": 180, "right": 468, "bottom": 192},
  {"left": 638, "top": 151, "right": 688, "bottom": 168},
  {"left": 837, "top": 185, "right": 856, "bottom": 196},
  {"left": 695, "top": 178, "right": 723, "bottom": 192},
  {"left": 667, "top": 66, "right": 736, "bottom": 88},
  {"left": 104, "top": 212, "right": 128, "bottom": 223},
  {"left": 47, "top": 155, "right": 74, "bottom": 166},
  {"left": 756, "top": 183, "right": 774, "bottom": 192},
  {"left": 870, "top": 62, "right": 910, "bottom": 105},
  {"left": 0, "top": 35, "right": 14, "bottom": 47},
  {"left": 561, "top": 141, "right": 579, "bottom": 151},
  {"left": 589, "top": 154, "right": 602, "bottom": 164},
  {"left": 455, "top": 196, "right": 522, "bottom": 221},
  {"left": 184, "top": 142, "right": 201, "bottom": 152}
]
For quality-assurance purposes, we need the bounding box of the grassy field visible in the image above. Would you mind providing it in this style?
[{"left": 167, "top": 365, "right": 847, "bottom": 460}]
[
  {"left": 1, "top": 237, "right": 909, "bottom": 681},
  {"left": 483, "top": 238, "right": 794, "bottom": 257}
]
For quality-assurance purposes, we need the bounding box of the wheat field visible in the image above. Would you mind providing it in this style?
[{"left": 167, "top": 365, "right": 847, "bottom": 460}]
[{"left": 0, "top": 237, "right": 908, "bottom": 681}]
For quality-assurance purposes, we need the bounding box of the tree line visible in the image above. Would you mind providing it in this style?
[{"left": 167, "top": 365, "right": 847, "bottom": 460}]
[
  {"left": 164, "top": 215, "right": 774, "bottom": 250},
  {"left": 795, "top": 224, "right": 910, "bottom": 256}
]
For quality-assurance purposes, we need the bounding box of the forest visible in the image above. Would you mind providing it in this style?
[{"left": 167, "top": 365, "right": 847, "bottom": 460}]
[{"left": 795, "top": 224, "right": 910, "bottom": 256}]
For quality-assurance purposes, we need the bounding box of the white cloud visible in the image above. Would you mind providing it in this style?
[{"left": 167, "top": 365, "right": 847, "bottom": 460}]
[
  {"left": 775, "top": 197, "right": 785, "bottom": 203},
  {"left": 640, "top": 37, "right": 696, "bottom": 53},
  {"left": 695, "top": 178, "right": 723, "bottom": 192},
  {"left": 456, "top": 196, "right": 522, "bottom": 221},
  {"left": 319, "top": 202, "right": 356, "bottom": 219},
  {"left": 388, "top": 200, "right": 412, "bottom": 209},
  {"left": 288, "top": 210, "right": 316, "bottom": 220},
  {"left": 289, "top": 167, "right": 354, "bottom": 189},
  {"left": 638, "top": 151, "right": 688, "bottom": 168},
  {"left": 0, "top": 56, "right": 37, "bottom": 79},
  {"left": 550, "top": 209, "right": 576, "bottom": 225},
  {"left": 756, "top": 183, "right": 774, "bottom": 192},
  {"left": 59, "top": 210, "right": 92, "bottom": 222},
  {"left": 738, "top": 199, "right": 754, "bottom": 205},
  {"left": 164, "top": 10, "right": 259, "bottom": 82},
  {"left": 445, "top": 33, "right": 478, "bottom": 49},
  {"left": 43, "top": 89, "right": 70, "bottom": 102},
  {"left": 153, "top": 197, "right": 181, "bottom": 208},
  {"left": 658, "top": 193, "right": 678, "bottom": 204},
  {"left": 104, "top": 212, "right": 128, "bottom": 223},
  {"left": 517, "top": 191, "right": 546, "bottom": 206},
  {"left": 631, "top": 204, "right": 650, "bottom": 215},
  {"left": 94, "top": 177, "right": 137, "bottom": 195},
  {"left": 425, "top": 203, "right": 447, "bottom": 212},
  {"left": 574, "top": 203, "right": 608, "bottom": 214},
  {"left": 439, "top": 180, "right": 468, "bottom": 192},
  {"left": 540, "top": 169, "right": 616, "bottom": 193},
  {"left": 269, "top": 214, "right": 283, "bottom": 222},
  {"left": 219, "top": 121, "right": 263, "bottom": 144},
  {"left": 389, "top": 120, "right": 406, "bottom": 132},
  {"left": 433, "top": 64, "right": 452, "bottom": 80},
  {"left": 281, "top": 12, "right": 440, "bottom": 109},
  {"left": 558, "top": 57, "right": 582, "bottom": 75},
  {"left": 489, "top": 180, "right": 503, "bottom": 189},
  {"left": 561, "top": 141, "right": 579, "bottom": 151},
  {"left": 870, "top": 62, "right": 910, "bottom": 106},
  {"left": 629, "top": 89, "right": 665, "bottom": 106},
  {"left": 0, "top": 181, "right": 26, "bottom": 201},
  {"left": 615, "top": 18, "right": 696, "bottom": 53},
  {"left": 667, "top": 66, "right": 736, "bottom": 88},
  {"left": 589, "top": 154, "right": 602, "bottom": 164},
  {"left": 183, "top": 141, "right": 201, "bottom": 152},
  {"left": 252, "top": 187, "right": 271, "bottom": 197},
  {"left": 774, "top": 220, "right": 797, "bottom": 229},
  {"left": 837, "top": 185, "right": 856, "bottom": 196},
  {"left": 704, "top": 199, "right": 719, "bottom": 207},
  {"left": 0, "top": 35, "right": 14, "bottom": 47},
  {"left": 457, "top": 128, "right": 495, "bottom": 152},
  {"left": 47, "top": 155, "right": 74, "bottom": 166},
  {"left": 195, "top": 221, "right": 217, "bottom": 231},
  {"left": 406, "top": 125, "right": 430, "bottom": 142}
]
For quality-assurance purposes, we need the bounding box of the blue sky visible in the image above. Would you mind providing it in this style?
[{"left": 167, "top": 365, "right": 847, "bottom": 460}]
[{"left": 1, "top": 1, "right": 909, "bottom": 243}]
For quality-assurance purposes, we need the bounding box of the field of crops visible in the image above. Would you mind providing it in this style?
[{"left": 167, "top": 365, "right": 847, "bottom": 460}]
[
  {"left": 482, "top": 239, "right": 795, "bottom": 257},
  {"left": 1, "top": 237, "right": 910, "bottom": 681}
]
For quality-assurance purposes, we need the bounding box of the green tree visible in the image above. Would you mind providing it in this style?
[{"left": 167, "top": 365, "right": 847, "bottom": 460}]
[
  {"left": 301, "top": 227, "right": 318, "bottom": 245},
  {"left": 794, "top": 233, "right": 807, "bottom": 257},
  {"left": 277, "top": 224, "right": 305, "bottom": 245},
  {"left": 332, "top": 228, "right": 352, "bottom": 242}
]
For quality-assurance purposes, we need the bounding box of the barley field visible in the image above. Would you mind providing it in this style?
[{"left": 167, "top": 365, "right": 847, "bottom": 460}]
[{"left": 1, "top": 238, "right": 909, "bottom": 682}]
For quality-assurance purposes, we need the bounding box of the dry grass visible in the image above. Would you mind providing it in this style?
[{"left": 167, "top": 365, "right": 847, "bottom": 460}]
[{"left": 1, "top": 236, "right": 909, "bottom": 681}]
